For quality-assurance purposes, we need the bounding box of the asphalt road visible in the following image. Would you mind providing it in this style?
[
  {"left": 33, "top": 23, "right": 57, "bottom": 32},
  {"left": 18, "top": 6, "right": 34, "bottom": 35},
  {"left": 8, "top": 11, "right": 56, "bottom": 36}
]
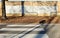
[{"left": 0, "top": 24, "right": 49, "bottom": 38}]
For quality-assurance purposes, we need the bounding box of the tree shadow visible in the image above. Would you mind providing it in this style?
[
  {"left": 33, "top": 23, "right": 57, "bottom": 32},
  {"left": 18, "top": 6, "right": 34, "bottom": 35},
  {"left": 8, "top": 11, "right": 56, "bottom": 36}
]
[
  {"left": 0, "top": 24, "right": 7, "bottom": 33},
  {"left": 35, "top": 16, "right": 56, "bottom": 38},
  {"left": 7, "top": 16, "right": 55, "bottom": 38}
]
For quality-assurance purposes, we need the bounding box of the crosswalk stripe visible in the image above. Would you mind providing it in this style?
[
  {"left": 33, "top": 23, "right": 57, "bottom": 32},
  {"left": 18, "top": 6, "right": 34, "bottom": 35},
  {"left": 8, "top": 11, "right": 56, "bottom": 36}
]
[
  {"left": 6, "top": 24, "right": 43, "bottom": 28},
  {"left": 7, "top": 24, "right": 37, "bottom": 27},
  {"left": 0, "top": 24, "right": 45, "bottom": 34},
  {"left": 0, "top": 28, "right": 28, "bottom": 31},
  {"left": 0, "top": 28, "right": 44, "bottom": 31}
]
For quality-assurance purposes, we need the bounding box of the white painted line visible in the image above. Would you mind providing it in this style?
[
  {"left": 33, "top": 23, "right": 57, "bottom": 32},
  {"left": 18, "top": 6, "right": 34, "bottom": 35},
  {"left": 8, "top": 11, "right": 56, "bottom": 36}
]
[
  {"left": 7, "top": 24, "right": 37, "bottom": 27},
  {"left": 0, "top": 28, "right": 44, "bottom": 31},
  {"left": 33, "top": 28, "right": 44, "bottom": 31},
  {"left": 11, "top": 24, "right": 44, "bottom": 38},
  {"left": 0, "top": 28, "right": 28, "bottom": 31}
]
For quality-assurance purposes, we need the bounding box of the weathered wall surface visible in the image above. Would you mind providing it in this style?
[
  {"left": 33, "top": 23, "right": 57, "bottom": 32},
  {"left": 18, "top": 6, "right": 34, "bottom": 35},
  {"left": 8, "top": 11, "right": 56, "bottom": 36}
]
[
  {"left": 0, "top": 1, "right": 57, "bottom": 16},
  {"left": 24, "top": 2, "right": 57, "bottom": 16},
  {"left": 57, "top": 2, "right": 60, "bottom": 16}
]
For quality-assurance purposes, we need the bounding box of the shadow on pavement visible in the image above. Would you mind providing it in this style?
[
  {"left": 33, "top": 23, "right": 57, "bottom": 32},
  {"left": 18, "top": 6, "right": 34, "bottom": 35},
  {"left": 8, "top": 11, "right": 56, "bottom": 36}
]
[{"left": 35, "top": 16, "right": 55, "bottom": 38}]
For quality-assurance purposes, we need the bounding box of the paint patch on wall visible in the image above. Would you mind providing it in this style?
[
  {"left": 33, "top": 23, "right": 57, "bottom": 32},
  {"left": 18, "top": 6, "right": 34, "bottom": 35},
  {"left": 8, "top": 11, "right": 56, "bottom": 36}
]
[{"left": 5, "top": 4, "right": 57, "bottom": 16}]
